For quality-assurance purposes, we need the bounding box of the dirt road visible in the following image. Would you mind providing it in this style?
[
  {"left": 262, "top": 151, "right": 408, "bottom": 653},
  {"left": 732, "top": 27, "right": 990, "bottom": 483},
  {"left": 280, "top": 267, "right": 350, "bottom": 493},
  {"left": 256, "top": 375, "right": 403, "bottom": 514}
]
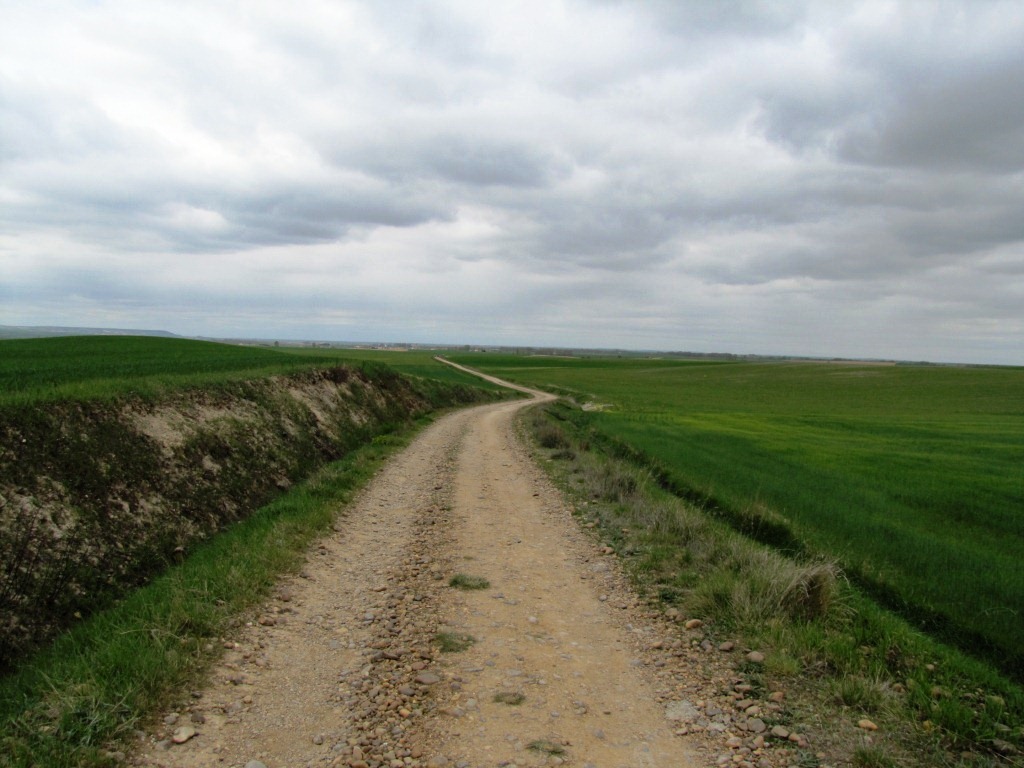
[{"left": 136, "top": 379, "right": 741, "bottom": 768}]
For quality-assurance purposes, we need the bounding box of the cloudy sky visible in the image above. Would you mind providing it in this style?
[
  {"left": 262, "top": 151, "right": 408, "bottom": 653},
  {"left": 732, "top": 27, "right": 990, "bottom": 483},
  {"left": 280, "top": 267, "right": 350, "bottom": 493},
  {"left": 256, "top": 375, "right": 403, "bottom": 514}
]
[{"left": 2, "top": 1, "right": 1023, "bottom": 364}]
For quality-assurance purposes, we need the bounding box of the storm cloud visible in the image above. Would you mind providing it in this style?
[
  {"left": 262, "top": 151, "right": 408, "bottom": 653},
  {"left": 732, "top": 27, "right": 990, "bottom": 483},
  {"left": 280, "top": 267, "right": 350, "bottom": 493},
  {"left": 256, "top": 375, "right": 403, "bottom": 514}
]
[{"left": 2, "top": 0, "right": 1022, "bottom": 364}]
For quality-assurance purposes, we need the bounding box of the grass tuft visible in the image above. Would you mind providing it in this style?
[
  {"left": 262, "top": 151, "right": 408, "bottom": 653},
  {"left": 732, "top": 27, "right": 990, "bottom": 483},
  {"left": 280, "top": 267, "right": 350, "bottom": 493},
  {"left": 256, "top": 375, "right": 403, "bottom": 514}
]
[
  {"left": 831, "top": 675, "right": 894, "bottom": 714},
  {"left": 493, "top": 691, "right": 526, "bottom": 705},
  {"left": 852, "top": 745, "right": 899, "bottom": 768},
  {"left": 448, "top": 573, "right": 490, "bottom": 590},
  {"left": 687, "top": 549, "right": 845, "bottom": 628},
  {"left": 527, "top": 739, "right": 566, "bottom": 755},
  {"left": 535, "top": 422, "right": 569, "bottom": 449},
  {"left": 435, "top": 632, "right": 476, "bottom": 653}
]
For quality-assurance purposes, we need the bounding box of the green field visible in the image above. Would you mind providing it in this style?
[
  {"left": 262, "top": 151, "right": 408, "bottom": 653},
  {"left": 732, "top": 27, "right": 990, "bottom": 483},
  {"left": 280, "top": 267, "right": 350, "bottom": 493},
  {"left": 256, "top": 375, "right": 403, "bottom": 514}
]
[
  {"left": 450, "top": 354, "right": 1024, "bottom": 679},
  {"left": 0, "top": 337, "right": 496, "bottom": 404}
]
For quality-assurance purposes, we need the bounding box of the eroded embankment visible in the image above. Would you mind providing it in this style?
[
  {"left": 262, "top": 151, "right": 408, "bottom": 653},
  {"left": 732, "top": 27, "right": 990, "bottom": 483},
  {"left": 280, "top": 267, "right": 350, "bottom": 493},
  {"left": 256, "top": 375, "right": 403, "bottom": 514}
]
[{"left": 0, "top": 365, "right": 492, "bottom": 667}]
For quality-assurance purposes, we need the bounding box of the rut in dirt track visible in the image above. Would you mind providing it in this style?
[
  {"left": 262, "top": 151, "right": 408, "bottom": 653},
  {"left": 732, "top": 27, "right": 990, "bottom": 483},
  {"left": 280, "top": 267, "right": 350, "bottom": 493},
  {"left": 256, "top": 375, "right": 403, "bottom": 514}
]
[{"left": 136, "top": 385, "right": 707, "bottom": 768}]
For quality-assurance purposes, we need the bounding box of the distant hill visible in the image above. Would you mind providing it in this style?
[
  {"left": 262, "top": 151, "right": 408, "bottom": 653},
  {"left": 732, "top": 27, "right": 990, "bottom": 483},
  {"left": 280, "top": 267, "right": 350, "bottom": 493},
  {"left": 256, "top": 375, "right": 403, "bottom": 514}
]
[{"left": 0, "top": 325, "right": 179, "bottom": 340}]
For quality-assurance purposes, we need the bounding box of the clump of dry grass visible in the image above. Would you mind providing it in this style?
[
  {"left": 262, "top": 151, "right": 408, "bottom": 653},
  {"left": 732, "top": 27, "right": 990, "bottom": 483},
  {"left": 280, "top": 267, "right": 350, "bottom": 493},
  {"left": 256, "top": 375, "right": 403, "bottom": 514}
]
[
  {"left": 448, "top": 573, "right": 490, "bottom": 590},
  {"left": 435, "top": 632, "right": 476, "bottom": 653},
  {"left": 493, "top": 691, "right": 526, "bottom": 705},
  {"left": 535, "top": 422, "right": 569, "bottom": 449},
  {"left": 690, "top": 549, "right": 846, "bottom": 626},
  {"left": 528, "top": 739, "right": 566, "bottom": 755}
]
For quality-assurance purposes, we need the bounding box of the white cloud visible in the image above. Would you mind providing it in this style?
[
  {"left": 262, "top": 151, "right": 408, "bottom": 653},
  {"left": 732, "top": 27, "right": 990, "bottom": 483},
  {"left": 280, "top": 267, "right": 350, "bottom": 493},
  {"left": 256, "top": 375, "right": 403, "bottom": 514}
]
[{"left": 1, "top": 0, "right": 1022, "bottom": 363}]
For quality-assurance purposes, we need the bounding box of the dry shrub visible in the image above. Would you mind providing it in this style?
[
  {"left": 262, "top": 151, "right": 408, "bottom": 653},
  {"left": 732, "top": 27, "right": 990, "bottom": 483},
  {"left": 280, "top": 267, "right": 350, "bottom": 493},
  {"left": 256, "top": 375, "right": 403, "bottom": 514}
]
[
  {"left": 583, "top": 461, "right": 651, "bottom": 503},
  {"left": 638, "top": 500, "right": 711, "bottom": 544},
  {"left": 781, "top": 560, "right": 845, "bottom": 621},
  {"left": 692, "top": 545, "right": 846, "bottom": 627},
  {"left": 535, "top": 423, "right": 569, "bottom": 449}
]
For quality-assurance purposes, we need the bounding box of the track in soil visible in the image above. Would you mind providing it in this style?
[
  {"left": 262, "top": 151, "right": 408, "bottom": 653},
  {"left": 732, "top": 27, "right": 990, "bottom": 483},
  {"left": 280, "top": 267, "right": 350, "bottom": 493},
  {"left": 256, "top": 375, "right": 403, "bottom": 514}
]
[{"left": 135, "top": 380, "right": 737, "bottom": 768}]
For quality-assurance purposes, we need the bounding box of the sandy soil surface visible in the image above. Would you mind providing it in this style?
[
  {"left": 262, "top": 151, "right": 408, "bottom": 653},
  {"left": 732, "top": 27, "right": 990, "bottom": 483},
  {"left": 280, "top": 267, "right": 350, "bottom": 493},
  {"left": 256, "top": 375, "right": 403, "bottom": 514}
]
[{"left": 133, "top": 378, "right": 785, "bottom": 768}]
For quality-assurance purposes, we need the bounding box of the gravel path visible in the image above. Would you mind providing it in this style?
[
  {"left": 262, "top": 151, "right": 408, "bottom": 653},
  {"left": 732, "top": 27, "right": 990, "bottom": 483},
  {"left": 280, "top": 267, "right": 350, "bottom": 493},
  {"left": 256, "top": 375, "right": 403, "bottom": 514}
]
[{"left": 134, "top": 379, "right": 791, "bottom": 768}]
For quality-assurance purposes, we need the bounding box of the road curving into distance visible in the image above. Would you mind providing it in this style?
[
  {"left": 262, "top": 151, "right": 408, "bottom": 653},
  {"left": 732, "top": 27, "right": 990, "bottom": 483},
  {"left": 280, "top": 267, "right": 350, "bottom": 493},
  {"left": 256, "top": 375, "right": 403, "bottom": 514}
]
[{"left": 134, "top": 366, "right": 748, "bottom": 768}]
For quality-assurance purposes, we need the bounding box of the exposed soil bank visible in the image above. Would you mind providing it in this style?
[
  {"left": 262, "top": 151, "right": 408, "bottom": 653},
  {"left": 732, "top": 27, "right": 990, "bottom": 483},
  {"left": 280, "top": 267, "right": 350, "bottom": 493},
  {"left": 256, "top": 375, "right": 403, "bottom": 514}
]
[{"left": 0, "top": 365, "right": 495, "bottom": 667}]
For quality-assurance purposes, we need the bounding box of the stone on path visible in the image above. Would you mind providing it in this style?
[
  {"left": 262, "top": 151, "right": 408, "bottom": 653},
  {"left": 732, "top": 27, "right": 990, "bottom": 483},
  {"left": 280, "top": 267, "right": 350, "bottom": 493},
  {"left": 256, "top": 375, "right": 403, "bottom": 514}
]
[
  {"left": 665, "top": 700, "right": 700, "bottom": 723},
  {"left": 746, "top": 718, "right": 767, "bottom": 734},
  {"left": 171, "top": 725, "right": 196, "bottom": 744}
]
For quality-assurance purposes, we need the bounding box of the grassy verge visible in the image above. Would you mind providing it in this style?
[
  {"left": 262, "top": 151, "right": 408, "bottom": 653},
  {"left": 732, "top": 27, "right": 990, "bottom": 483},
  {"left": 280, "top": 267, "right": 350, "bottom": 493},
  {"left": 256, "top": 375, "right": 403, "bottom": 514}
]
[
  {"left": 524, "top": 401, "right": 1024, "bottom": 767},
  {"left": 0, "top": 424, "right": 422, "bottom": 768}
]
